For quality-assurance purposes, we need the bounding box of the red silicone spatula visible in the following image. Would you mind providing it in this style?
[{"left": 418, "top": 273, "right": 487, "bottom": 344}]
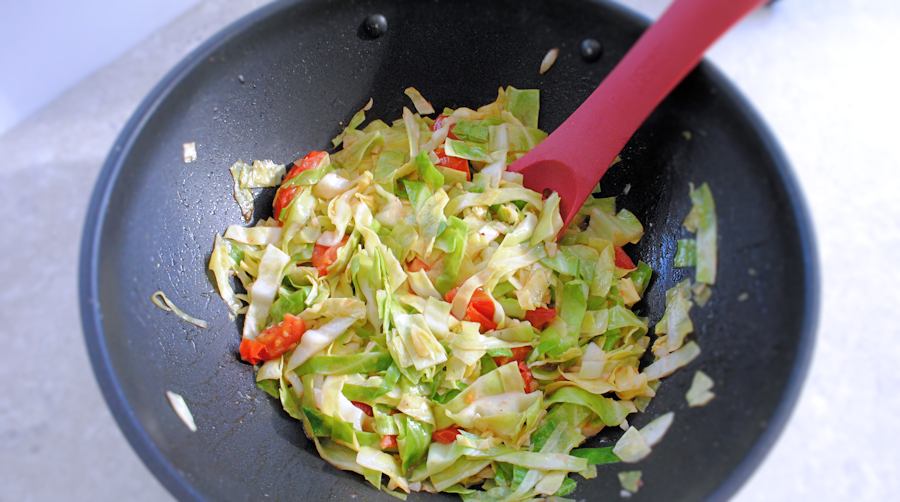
[{"left": 508, "top": 0, "right": 765, "bottom": 228}]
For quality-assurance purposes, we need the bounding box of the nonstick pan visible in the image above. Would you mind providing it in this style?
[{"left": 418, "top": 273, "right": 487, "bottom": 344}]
[{"left": 79, "top": 0, "right": 818, "bottom": 500}]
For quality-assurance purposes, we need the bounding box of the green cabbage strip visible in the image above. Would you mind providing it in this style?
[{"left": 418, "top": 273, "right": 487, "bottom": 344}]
[
  {"left": 229, "top": 159, "right": 285, "bottom": 221},
  {"left": 544, "top": 386, "right": 633, "bottom": 426},
  {"left": 294, "top": 352, "right": 393, "bottom": 376},
  {"left": 536, "top": 280, "right": 587, "bottom": 358},
  {"left": 571, "top": 447, "right": 621, "bottom": 465},
  {"left": 683, "top": 182, "right": 717, "bottom": 284},
  {"left": 415, "top": 151, "right": 444, "bottom": 191},
  {"left": 434, "top": 216, "right": 468, "bottom": 295},
  {"left": 674, "top": 239, "right": 697, "bottom": 267},
  {"left": 505, "top": 87, "right": 540, "bottom": 128}
]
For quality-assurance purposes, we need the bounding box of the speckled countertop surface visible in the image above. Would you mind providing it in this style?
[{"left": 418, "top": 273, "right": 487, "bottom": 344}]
[{"left": 2, "top": 0, "right": 898, "bottom": 500}]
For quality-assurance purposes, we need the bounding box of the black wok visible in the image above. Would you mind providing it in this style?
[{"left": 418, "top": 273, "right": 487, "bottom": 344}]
[{"left": 79, "top": 0, "right": 818, "bottom": 500}]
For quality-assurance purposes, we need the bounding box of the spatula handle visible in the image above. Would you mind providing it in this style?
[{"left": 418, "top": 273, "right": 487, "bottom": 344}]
[
  {"left": 557, "top": 0, "right": 764, "bottom": 165},
  {"left": 511, "top": 0, "right": 764, "bottom": 224}
]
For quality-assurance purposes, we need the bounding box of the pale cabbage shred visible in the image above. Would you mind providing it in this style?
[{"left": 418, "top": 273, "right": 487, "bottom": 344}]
[{"left": 207, "top": 87, "right": 709, "bottom": 500}]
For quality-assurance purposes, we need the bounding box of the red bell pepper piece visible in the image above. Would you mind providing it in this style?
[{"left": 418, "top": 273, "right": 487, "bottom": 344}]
[
  {"left": 445, "top": 287, "right": 497, "bottom": 332},
  {"left": 432, "top": 426, "right": 462, "bottom": 444},
  {"left": 524, "top": 307, "right": 556, "bottom": 330},
  {"left": 311, "top": 236, "right": 349, "bottom": 276},
  {"left": 239, "top": 314, "right": 306, "bottom": 364},
  {"left": 614, "top": 246, "right": 636, "bottom": 270}
]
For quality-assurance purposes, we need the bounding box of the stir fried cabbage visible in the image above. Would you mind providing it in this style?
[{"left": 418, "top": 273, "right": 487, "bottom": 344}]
[{"left": 207, "top": 87, "right": 718, "bottom": 499}]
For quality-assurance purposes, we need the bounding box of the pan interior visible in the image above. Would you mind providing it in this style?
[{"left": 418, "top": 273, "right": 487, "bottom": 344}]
[{"left": 81, "top": 0, "right": 816, "bottom": 500}]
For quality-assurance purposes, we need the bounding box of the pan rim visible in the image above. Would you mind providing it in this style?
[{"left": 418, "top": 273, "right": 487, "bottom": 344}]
[{"left": 78, "top": 1, "right": 819, "bottom": 500}]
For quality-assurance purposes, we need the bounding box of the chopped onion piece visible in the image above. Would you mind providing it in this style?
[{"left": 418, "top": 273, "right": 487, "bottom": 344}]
[
  {"left": 182, "top": 142, "right": 197, "bottom": 163},
  {"left": 165, "top": 390, "right": 197, "bottom": 432},
  {"left": 313, "top": 172, "right": 353, "bottom": 199},
  {"left": 151, "top": 291, "right": 208, "bottom": 328},
  {"left": 686, "top": 370, "right": 715, "bottom": 407},
  {"left": 640, "top": 412, "right": 674, "bottom": 447},
  {"left": 612, "top": 426, "right": 651, "bottom": 463},
  {"left": 539, "top": 48, "right": 559, "bottom": 75},
  {"left": 618, "top": 470, "right": 643, "bottom": 494},
  {"left": 224, "top": 225, "right": 282, "bottom": 245},
  {"left": 643, "top": 341, "right": 701, "bottom": 380}
]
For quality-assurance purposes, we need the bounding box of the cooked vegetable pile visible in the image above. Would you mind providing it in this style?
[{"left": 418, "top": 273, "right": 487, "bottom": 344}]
[{"left": 207, "top": 87, "right": 717, "bottom": 499}]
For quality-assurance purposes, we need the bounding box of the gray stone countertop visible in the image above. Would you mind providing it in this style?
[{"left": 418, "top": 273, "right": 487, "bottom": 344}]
[{"left": 2, "top": 0, "right": 897, "bottom": 500}]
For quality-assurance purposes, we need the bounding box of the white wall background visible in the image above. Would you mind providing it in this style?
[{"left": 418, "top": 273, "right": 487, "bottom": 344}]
[{"left": 0, "top": 0, "right": 198, "bottom": 134}]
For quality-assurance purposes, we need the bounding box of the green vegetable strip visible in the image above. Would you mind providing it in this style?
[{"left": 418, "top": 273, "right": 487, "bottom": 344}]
[
  {"left": 415, "top": 151, "right": 444, "bottom": 191},
  {"left": 629, "top": 261, "right": 653, "bottom": 295},
  {"left": 687, "top": 183, "right": 717, "bottom": 284},
  {"left": 674, "top": 239, "right": 697, "bottom": 267},
  {"left": 505, "top": 87, "right": 540, "bottom": 128},
  {"left": 434, "top": 216, "right": 468, "bottom": 295},
  {"left": 396, "top": 414, "right": 433, "bottom": 474},
  {"left": 269, "top": 288, "right": 310, "bottom": 324},
  {"left": 571, "top": 447, "right": 621, "bottom": 465},
  {"left": 444, "top": 139, "right": 493, "bottom": 162},
  {"left": 536, "top": 280, "right": 587, "bottom": 358},
  {"left": 555, "top": 477, "right": 578, "bottom": 496},
  {"left": 544, "top": 387, "right": 632, "bottom": 426},
  {"left": 294, "top": 352, "right": 393, "bottom": 376}
]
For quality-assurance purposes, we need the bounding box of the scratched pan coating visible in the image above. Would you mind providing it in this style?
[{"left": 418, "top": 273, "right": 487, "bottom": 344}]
[{"left": 79, "top": 0, "right": 817, "bottom": 500}]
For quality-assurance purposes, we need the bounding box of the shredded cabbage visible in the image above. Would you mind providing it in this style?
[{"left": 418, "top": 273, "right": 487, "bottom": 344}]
[
  {"left": 643, "top": 341, "right": 701, "bottom": 380},
  {"left": 683, "top": 182, "right": 718, "bottom": 284},
  {"left": 358, "top": 446, "right": 410, "bottom": 494},
  {"left": 612, "top": 412, "right": 674, "bottom": 465},
  {"left": 224, "top": 224, "right": 282, "bottom": 245},
  {"left": 165, "top": 390, "right": 197, "bottom": 432},
  {"left": 656, "top": 280, "right": 694, "bottom": 353},
  {"left": 404, "top": 87, "right": 435, "bottom": 115},
  {"left": 229, "top": 159, "right": 285, "bottom": 221},
  {"left": 208, "top": 234, "right": 242, "bottom": 315},
  {"left": 640, "top": 412, "right": 674, "bottom": 447},
  {"left": 242, "top": 245, "right": 290, "bottom": 339},
  {"left": 286, "top": 316, "right": 364, "bottom": 372},
  {"left": 612, "top": 426, "right": 651, "bottom": 463},
  {"left": 151, "top": 291, "right": 208, "bottom": 328},
  {"left": 205, "top": 86, "right": 720, "bottom": 499}
]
